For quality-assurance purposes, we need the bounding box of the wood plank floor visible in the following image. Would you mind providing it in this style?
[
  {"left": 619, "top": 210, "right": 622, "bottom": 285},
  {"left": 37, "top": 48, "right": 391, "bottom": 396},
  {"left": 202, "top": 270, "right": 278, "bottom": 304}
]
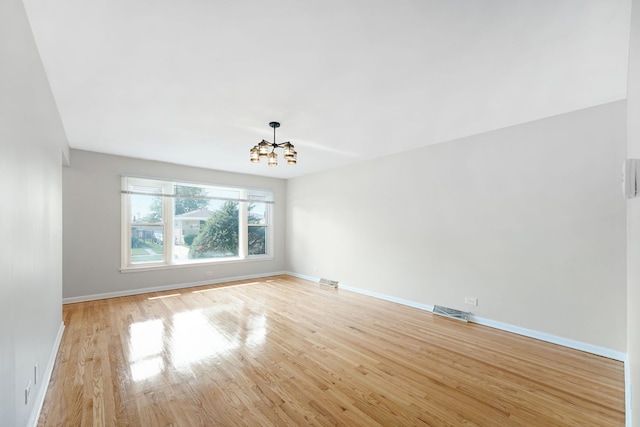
[{"left": 39, "top": 275, "right": 625, "bottom": 426}]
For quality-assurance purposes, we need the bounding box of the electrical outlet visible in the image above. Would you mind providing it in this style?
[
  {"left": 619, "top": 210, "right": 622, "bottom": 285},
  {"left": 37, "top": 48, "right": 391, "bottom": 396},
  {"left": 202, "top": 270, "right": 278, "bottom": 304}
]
[
  {"left": 464, "top": 296, "right": 478, "bottom": 306},
  {"left": 25, "top": 381, "right": 31, "bottom": 405}
]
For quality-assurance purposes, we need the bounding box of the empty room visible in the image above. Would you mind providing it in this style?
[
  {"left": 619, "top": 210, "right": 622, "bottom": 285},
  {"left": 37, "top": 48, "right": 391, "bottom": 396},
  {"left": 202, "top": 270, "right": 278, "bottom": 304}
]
[{"left": 3, "top": 0, "right": 640, "bottom": 426}]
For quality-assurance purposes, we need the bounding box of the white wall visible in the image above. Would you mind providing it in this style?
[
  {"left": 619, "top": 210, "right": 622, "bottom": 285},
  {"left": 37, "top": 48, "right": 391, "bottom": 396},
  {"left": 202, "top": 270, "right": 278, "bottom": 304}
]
[
  {"left": 62, "top": 150, "right": 287, "bottom": 300},
  {"left": 287, "top": 101, "right": 627, "bottom": 352},
  {"left": 0, "top": 0, "right": 68, "bottom": 425},
  {"left": 627, "top": 0, "right": 640, "bottom": 423}
]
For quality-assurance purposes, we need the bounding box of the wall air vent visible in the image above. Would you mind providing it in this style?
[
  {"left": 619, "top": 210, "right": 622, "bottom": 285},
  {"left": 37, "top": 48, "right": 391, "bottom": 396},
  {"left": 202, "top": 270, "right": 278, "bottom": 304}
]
[
  {"left": 319, "top": 278, "right": 338, "bottom": 289},
  {"left": 432, "top": 305, "right": 470, "bottom": 322}
]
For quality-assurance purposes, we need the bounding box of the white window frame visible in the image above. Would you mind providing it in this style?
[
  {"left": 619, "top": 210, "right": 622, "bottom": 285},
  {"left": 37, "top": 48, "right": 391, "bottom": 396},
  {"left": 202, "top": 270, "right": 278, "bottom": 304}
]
[{"left": 121, "top": 176, "right": 274, "bottom": 272}]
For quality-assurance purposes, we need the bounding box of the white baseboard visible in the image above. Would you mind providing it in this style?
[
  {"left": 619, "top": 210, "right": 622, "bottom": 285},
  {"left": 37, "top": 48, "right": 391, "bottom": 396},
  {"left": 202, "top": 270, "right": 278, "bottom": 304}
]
[
  {"left": 469, "top": 315, "right": 625, "bottom": 361},
  {"left": 28, "top": 321, "right": 65, "bottom": 427},
  {"left": 62, "top": 271, "right": 288, "bottom": 304},
  {"left": 285, "top": 271, "right": 319, "bottom": 283},
  {"left": 285, "top": 271, "right": 626, "bottom": 362},
  {"left": 340, "top": 283, "right": 435, "bottom": 313}
]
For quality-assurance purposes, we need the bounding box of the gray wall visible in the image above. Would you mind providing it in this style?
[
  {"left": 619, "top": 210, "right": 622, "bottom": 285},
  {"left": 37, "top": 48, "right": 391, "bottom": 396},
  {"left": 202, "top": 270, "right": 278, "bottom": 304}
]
[
  {"left": 0, "top": 0, "right": 69, "bottom": 425},
  {"left": 628, "top": 0, "right": 640, "bottom": 423},
  {"left": 63, "top": 150, "right": 287, "bottom": 299},
  {"left": 286, "top": 101, "right": 627, "bottom": 352}
]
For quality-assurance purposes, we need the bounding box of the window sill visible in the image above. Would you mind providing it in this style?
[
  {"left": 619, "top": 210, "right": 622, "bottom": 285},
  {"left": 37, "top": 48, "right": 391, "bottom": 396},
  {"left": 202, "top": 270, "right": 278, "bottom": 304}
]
[{"left": 119, "top": 255, "right": 274, "bottom": 273}]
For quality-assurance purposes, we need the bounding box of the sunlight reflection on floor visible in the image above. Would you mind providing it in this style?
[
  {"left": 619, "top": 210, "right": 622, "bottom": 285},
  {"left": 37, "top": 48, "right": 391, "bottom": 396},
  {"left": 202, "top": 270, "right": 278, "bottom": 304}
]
[
  {"left": 171, "top": 310, "right": 239, "bottom": 369},
  {"left": 129, "top": 319, "right": 165, "bottom": 381},
  {"left": 129, "top": 286, "right": 270, "bottom": 382}
]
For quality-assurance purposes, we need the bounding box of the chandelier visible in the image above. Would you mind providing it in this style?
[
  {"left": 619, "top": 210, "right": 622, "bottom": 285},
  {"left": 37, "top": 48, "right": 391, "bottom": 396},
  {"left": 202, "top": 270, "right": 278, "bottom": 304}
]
[{"left": 250, "top": 122, "right": 297, "bottom": 166}]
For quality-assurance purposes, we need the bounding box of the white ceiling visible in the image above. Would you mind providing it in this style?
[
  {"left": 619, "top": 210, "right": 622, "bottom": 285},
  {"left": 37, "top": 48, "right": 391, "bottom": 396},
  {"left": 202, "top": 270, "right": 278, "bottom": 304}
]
[{"left": 23, "top": 0, "right": 631, "bottom": 179}]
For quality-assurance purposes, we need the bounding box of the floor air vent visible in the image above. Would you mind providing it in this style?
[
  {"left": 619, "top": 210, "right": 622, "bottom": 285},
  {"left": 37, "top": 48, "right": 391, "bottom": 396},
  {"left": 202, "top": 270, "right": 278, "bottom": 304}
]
[
  {"left": 319, "top": 278, "right": 338, "bottom": 289},
  {"left": 432, "top": 305, "right": 470, "bottom": 322}
]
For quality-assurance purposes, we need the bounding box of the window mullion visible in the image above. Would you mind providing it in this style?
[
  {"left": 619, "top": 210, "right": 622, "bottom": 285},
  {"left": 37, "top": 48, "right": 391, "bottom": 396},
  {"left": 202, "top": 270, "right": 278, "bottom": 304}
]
[
  {"left": 163, "top": 183, "right": 175, "bottom": 265},
  {"left": 121, "top": 191, "right": 131, "bottom": 268},
  {"left": 266, "top": 203, "right": 273, "bottom": 256},
  {"left": 239, "top": 189, "right": 248, "bottom": 259}
]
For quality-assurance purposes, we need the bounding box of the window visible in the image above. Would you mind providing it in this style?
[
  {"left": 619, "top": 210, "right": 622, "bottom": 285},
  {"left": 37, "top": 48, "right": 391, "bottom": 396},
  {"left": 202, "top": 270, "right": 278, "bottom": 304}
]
[{"left": 121, "top": 177, "right": 273, "bottom": 270}]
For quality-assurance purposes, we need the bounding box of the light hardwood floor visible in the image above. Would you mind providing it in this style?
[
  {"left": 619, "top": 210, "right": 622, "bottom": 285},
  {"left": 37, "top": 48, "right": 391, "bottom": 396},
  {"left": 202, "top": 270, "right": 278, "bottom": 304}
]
[{"left": 39, "top": 275, "right": 625, "bottom": 426}]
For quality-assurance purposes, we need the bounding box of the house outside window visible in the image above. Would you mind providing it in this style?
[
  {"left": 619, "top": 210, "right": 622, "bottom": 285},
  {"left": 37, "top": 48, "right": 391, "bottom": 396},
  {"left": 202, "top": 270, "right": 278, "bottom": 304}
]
[{"left": 121, "top": 177, "right": 273, "bottom": 270}]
